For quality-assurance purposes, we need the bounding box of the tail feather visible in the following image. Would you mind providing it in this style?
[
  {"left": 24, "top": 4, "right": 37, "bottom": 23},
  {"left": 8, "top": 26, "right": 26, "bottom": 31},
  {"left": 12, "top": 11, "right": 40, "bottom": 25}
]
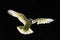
[{"left": 17, "top": 26, "right": 33, "bottom": 35}]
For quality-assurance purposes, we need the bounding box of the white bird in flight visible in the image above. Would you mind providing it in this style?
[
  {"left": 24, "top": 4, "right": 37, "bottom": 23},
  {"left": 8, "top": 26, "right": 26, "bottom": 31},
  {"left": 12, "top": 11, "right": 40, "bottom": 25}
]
[{"left": 7, "top": 9, "right": 54, "bottom": 35}]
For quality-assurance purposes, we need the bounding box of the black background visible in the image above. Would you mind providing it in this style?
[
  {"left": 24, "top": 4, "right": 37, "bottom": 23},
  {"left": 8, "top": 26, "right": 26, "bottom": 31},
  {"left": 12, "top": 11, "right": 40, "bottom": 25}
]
[{"left": 0, "top": 0, "right": 57, "bottom": 40}]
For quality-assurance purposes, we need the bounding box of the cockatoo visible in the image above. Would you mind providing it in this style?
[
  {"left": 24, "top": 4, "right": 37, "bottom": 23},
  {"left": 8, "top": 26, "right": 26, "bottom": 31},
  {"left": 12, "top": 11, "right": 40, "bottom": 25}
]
[{"left": 7, "top": 9, "right": 54, "bottom": 35}]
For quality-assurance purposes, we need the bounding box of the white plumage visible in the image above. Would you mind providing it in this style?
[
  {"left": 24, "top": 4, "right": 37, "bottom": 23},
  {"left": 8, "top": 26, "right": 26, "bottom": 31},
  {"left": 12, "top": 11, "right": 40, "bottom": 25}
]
[
  {"left": 32, "top": 18, "right": 54, "bottom": 24},
  {"left": 8, "top": 9, "right": 54, "bottom": 35}
]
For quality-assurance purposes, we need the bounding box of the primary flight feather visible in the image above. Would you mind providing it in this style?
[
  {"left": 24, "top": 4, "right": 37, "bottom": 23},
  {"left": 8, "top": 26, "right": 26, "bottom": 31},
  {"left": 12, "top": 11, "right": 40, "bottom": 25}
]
[{"left": 8, "top": 9, "right": 54, "bottom": 35}]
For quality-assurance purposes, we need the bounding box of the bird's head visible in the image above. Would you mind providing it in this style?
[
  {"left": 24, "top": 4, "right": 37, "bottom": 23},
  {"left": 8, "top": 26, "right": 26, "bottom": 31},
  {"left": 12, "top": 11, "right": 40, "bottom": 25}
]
[{"left": 29, "top": 18, "right": 33, "bottom": 22}]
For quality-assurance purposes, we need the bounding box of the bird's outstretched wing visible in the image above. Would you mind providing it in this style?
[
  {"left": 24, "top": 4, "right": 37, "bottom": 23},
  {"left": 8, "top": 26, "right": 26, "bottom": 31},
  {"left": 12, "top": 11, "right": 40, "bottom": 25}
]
[
  {"left": 8, "top": 9, "right": 29, "bottom": 25},
  {"left": 32, "top": 18, "right": 54, "bottom": 25}
]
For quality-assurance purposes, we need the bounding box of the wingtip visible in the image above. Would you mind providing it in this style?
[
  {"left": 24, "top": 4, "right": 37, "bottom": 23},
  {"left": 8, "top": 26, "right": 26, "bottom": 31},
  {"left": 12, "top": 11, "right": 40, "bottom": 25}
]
[
  {"left": 47, "top": 18, "right": 54, "bottom": 22},
  {"left": 37, "top": 18, "right": 54, "bottom": 25},
  {"left": 7, "top": 9, "right": 14, "bottom": 13}
]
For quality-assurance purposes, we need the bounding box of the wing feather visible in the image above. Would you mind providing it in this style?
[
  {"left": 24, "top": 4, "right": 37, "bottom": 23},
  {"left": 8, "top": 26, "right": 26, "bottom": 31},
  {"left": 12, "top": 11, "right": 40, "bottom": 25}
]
[
  {"left": 8, "top": 9, "right": 29, "bottom": 25},
  {"left": 32, "top": 18, "right": 54, "bottom": 25}
]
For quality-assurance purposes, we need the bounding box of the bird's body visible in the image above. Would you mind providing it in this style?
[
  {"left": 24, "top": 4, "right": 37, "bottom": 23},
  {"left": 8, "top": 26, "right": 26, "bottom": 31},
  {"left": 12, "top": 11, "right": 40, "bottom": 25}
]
[
  {"left": 19, "top": 21, "right": 32, "bottom": 31},
  {"left": 8, "top": 9, "right": 54, "bottom": 35}
]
